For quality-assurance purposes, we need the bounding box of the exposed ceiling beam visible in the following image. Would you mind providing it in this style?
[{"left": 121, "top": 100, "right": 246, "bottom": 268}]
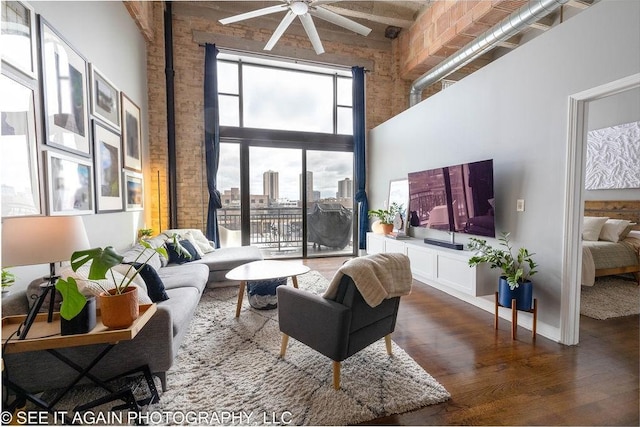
[
  {"left": 529, "top": 14, "right": 555, "bottom": 31},
  {"left": 565, "top": 0, "right": 594, "bottom": 10},
  {"left": 497, "top": 35, "right": 522, "bottom": 49},
  {"left": 321, "top": 4, "right": 415, "bottom": 28}
]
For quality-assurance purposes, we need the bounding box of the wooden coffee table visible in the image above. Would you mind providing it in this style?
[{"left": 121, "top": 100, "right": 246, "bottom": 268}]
[{"left": 226, "top": 260, "right": 310, "bottom": 317}]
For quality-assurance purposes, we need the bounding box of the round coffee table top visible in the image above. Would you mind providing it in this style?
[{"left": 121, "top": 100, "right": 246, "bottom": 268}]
[{"left": 225, "top": 260, "right": 310, "bottom": 282}]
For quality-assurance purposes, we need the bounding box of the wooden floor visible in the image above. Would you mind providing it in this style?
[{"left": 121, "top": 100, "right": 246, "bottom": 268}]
[{"left": 301, "top": 256, "right": 640, "bottom": 426}]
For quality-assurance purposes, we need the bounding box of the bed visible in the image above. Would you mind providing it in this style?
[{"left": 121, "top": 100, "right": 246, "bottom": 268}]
[{"left": 581, "top": 200, "right": 640, "bottom": 286}]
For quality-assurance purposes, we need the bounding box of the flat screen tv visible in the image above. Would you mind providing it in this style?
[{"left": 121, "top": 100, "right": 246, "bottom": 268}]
[{"left": 408, "top": 159, "right": 495, "bottom": 238}]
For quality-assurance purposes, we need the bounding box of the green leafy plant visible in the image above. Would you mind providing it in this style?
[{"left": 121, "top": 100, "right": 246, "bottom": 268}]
[
  {"left": 137, "top": 228, "right": 154, "bottom": 241},
  {"left": 368, "top": 202, "right": 403, "bottom": 225},
  {"left": 467, "top": 232, "right": 538, "bottom": 290},
  {"left": 2, "top": 268, "right": 16, "bottom": 289},
  {"left": 55, "top": 240, "right": 168, "bottom": 321}
]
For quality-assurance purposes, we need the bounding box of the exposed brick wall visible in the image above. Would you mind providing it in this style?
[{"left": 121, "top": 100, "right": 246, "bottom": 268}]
[
  {"left": 145, "top": 6, "right": 410, "bottom": 232},
  {"left": 397, "top": 0, "right": 526, "bottom": 81}
]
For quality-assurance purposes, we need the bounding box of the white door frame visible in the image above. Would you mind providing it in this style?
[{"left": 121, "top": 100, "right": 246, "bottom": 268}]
[{"left": 560, "top": 73, "right": 640, "bottom": 345}]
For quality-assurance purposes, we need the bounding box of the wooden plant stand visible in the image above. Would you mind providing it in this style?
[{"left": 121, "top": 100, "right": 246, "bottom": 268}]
[{"left": 494, "top": 292, "right": 538, "bottom": 340}]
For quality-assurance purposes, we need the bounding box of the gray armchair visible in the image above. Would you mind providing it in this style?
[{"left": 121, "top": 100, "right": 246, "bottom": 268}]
[{"left": 277, "top": 274, "right": 401, "bottom": 390}]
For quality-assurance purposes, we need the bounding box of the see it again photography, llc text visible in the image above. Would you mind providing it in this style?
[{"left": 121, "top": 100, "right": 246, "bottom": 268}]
[{"left": 3, "top": 410, "right": 294, "bottom": 425}]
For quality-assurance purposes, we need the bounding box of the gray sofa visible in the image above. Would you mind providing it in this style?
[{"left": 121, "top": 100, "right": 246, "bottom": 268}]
[{"left": 1, "top": 230, "right": 262, "bottom": 394}]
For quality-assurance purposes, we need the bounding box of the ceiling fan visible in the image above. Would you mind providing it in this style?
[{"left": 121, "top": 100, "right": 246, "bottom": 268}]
[{"left": 218, "top": 0, "right": 372, "bottom": 55}]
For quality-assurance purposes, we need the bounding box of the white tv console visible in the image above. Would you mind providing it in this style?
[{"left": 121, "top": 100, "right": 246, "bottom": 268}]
[{"left": 366, "top": 232, "right": 495, "bottom": 297}]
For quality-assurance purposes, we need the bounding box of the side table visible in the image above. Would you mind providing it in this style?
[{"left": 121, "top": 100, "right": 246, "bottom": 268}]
[
  {"left": 494, "top": 292, "right": 538, "bottom": 340},
  {"left": 2, "top": 304, "right": 159, "bottom": 421}
]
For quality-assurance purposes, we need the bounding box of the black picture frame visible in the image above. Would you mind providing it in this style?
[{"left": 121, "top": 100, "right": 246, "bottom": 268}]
[
  {"left": 121, "top": 93, "right": 142, "bottom": 171},
  {"left": 1, "top": 1, "right": 38, "bottom": 78},
  {"left": 124, "top": 170, "right": 144, "bottom": 211},
  {"left": 90, "top": 64, "right": 120, "bottom": 131},
  {"left": 39, "top": 17, "right": 90, "bottom": 157}
]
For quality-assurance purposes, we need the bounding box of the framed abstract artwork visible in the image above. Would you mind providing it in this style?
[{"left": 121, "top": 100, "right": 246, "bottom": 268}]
[
  {"left": 90, "top": 65, "right": 120, "bottom": 131},
  {"left": 1, "top": 1, "right": 38, "bottom": 78},
  {"left": 46, "top": 150, "right": 94, "bottom": 215},
  {"left": 0, "top": 71, "right": 41, "bottom": 217},
  {"left": 121, "top": 93, "right": 142, "bottom": 171},
  {"left": 93, "top": 120, "right": 123, "bottom": 212},
  {"left": 124, "top": 170, "right": 144, "bottom": 211},
  {"left": 39, "top": 17, "right": 90, "bottom": 157}
]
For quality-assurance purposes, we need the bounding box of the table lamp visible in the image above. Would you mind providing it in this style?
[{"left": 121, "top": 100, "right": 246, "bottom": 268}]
[{"left": 1, "top": 215, "right": 90, "bottom": 339}]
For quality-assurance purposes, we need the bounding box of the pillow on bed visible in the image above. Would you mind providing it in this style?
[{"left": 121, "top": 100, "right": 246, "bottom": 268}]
[
  {"left": 619, "top": 223, "right": 636, "bottom": 241},
  {"left": 599, "top": 219, "right": 632, "bottom": 243},
  {"left": 582, "top": 216, "right": 609, "bottom": 241}
]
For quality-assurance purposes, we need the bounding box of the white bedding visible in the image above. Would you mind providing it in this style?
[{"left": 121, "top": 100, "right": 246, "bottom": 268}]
[{"left": 582, "top": 230, "right": 640, "bottom": 286}]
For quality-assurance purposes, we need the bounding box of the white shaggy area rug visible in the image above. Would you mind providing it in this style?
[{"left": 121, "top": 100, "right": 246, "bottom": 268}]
[
  {"left": 147, "top": 269, "right": 450, "bottom": 425},
  {"left": 581, "top": 275, "right": 640, "bottom": 320}
]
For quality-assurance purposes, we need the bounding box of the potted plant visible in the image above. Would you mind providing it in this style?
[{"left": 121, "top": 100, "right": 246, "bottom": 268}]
[
  {"left": 56, "top": 240, "right": 169, "bottom": 330},
  {"left": 368, "top": 202, "right": 403, "bottom": 235},
  {"left": 467, "top": 232, "right": 538, "bottom": 310},
  {"left": 2, "top": 268, "right": 15, "bottom": 295}
]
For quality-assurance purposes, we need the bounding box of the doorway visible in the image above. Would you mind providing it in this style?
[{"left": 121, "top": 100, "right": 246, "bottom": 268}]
[{"left": 561, "top": 73, "right": 640, "bottom": 345}]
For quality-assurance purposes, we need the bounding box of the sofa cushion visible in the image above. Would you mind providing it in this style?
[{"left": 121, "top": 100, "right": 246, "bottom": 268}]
[
  {"left": 128, "top": 262, "right": 169, "bottom": 302},
  {"left": 192, "top": 246, "right": 263, "bottom": 273},
  {"left": 161, "top": 287, "right": 201, "bottom": 337},
  {"left": 158, "top": 263, "right": 209, "bottom": 294}
]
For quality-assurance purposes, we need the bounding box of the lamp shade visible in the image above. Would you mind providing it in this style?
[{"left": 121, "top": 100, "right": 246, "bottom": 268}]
[{"left": 1, "top": 216, "right": 90, "bottom": 267}]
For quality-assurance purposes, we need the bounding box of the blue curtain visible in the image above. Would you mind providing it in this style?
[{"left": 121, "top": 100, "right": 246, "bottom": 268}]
[
  {"left": 204, "top": 44, "right": 222, "bottom": 247},
  {"left": 352, "top": 66, "right": 369, "bottom": 250}
]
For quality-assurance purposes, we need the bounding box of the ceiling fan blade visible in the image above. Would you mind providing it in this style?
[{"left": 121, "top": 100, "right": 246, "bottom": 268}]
[
  {"left": 299, "top": 14, "right": 325, "bottom": 54},
  {"left": 264, "top": 11, "right": 297, "bottom": 51},
  {"left": 310, "top": 0, "right": 342, "bottom": 5},
  {"left": 219, "top": 4, "right": 287, "bottom": 25},
  {"left": 311, "top": 6, "right": 372, "bottom": 36}
]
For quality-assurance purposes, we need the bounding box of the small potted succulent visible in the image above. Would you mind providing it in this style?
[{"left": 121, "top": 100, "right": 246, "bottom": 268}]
[
  {"left": 368, "top": 203, "right": 403, "bottom": 235},
  {"left": 467, "top": 232, "right": 538, "bottom": 310}
]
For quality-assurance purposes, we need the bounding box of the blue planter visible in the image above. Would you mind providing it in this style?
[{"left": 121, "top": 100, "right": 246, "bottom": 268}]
[{"left": 498, "top": 277, "right": 533, "bottom": 311}]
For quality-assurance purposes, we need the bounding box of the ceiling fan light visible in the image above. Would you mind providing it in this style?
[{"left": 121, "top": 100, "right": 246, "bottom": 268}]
[{"left": 290, "top": 1, "right": 308, "bottom": 16}]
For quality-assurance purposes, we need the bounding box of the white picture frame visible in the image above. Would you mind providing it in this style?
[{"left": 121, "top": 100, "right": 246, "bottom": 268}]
[
  {"left": 1, "top": 1, "right": 38, "bottom": 78},
  {"left": 46, "top": 150, "right": 94, "bottom": 215},
  {"left": 93, "top": 120, "right": 123, "bottom": 212},
  {"left": 90, "top": 65, "right": 120, "bottom": 131}
]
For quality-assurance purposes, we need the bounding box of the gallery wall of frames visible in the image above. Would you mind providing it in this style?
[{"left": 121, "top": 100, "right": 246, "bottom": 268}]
[{"left": 1, "top": 0, "right": 144, "bottom": 219}]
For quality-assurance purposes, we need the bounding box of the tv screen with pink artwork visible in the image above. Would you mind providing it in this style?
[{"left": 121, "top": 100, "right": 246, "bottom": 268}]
[{"left": 408, "top": 159, "right": 495, "bottom": 238}]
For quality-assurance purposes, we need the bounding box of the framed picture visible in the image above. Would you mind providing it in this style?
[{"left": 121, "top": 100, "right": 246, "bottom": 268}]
[
  {"left": 39, "top": 17, "right": 90, "bottom": 157},
  {"left": 46, "top": 150, "right": 94, "bottom": 215},
  {"left": 1, "top": 72, "right": 41, "bottom": 217},
  {"left": 90, "top": 65, "right": 120, "bottom": 130},
  {"left": 1, "top": 1, "right": 37, "bottom": 78},
  {"left": 121, "top": 93, "right": 141, "bottom": 171},
  {"left": 124, "top": 170, "right": 144, "bottom": 211},
  {"left": 93, "top": 120, "right": 123, "bottom": 212}
]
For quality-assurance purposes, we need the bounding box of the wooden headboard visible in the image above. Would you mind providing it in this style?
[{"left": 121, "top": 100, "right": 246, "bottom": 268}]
[{"left": 584, "top": 200, "right": 640, "bottom": 230}]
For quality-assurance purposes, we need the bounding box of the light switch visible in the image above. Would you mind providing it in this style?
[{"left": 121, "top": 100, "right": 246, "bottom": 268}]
[{"left": 516, "top": 199, "right": 525, "bottom": 212}]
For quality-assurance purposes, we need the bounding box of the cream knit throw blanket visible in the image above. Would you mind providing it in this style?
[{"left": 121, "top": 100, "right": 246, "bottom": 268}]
[{"left": 323, "top": 253, "right": 412, "bottom": 307}]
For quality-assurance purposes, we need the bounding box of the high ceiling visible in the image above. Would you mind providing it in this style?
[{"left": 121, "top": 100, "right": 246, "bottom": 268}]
[{"left": 179, "top": 0, "right": 595, "bottom": 83}]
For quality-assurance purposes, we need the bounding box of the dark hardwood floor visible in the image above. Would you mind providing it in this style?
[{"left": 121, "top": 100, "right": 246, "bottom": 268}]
[{"left": 300, "top": 256, "right": 640, "bottom": 426}]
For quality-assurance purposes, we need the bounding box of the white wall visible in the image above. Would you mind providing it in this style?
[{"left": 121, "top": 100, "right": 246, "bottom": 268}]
[
  {"left": 5, "top": 2, "right": 149, "bottom": 288},
  {"left": 368, "top": 0, "right": 640, "bottom": 340}
]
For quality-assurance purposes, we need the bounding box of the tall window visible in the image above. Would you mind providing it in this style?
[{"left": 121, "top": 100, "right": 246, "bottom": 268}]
[
  {"left": 215, "top": 53, "right": 355, "bottom": 259},
  {"left": 217, "top": 53, "right": 353, "bottom": 135}
]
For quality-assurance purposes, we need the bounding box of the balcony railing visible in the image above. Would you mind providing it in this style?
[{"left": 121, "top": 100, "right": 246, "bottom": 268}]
[{"left": 218, "top": 207, "right": 353, "bottom": 255}]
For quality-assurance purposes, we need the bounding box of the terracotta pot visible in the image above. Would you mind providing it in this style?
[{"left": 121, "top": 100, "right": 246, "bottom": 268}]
[
  {"left": 99, "top": 287, "right": 139, "bottom": 329},
  {"left": 380, "top": 223, "right": 394, "bottom": 235}
]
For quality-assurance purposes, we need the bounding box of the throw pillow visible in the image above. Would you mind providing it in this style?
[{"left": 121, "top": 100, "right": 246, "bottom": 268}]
[
  {"left": 184, "top": 231, "right": 205, "bottom": 258},
  {"left": 163, "top": 229, "right": 216, "bottom": 253},
  {"left": 121, "top": 244, "right": 162, "bottom": 271},
  {"left": 166, "top": 239, "right": 201, "bottom": 264},
  {"left": 619, "top": 223, "right": 636, "bottom": 241},
  {"left": 57, "top": 263, "right": 152, "bottom": 306},
  {"left": 599, "top": 219, "right": 631, "bottom": 242},
  {"left": 127, "top": 262, "right": 169, "bottom": 302},
  {"left": 582, "top": 216, "right": 609, "bottom": 241}
]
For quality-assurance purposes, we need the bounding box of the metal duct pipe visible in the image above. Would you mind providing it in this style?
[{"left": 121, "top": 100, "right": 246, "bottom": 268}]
[{"left": 409, "top": 0, "right": 569, "bottom": 106}]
